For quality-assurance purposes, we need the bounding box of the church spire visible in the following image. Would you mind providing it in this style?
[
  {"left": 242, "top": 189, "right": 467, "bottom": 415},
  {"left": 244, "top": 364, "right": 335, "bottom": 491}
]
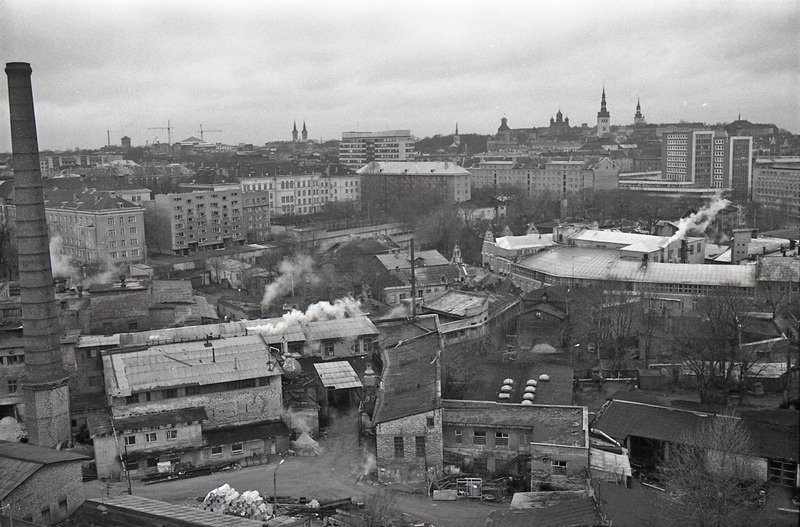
[
  {"left": 301, "top": 120, "right": 308, "bottom": 142},
  {"left": 292, "top": 120, "right": 298, "bottom": 142},
  {"left": 634, "top": 97, "right": 645, "bottom": 125}
]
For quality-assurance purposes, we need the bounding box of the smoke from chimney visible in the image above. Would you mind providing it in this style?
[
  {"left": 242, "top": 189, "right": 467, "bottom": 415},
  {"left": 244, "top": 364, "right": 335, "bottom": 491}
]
[
  {"left": 664, "top": 191, "right": 730, "bottom": 247},
  {"left": 6, "top": 62, "right": 71, "bottom": 447}
]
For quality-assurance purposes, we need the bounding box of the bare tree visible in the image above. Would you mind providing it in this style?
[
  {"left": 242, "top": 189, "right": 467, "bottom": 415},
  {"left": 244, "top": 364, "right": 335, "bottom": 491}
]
[
  {"left": 661, "top": 411, "right": 762, "bottom": 527},
  {"left": 353, "top": 489, "right": 400, "bottom": 527},
  {"left": 205, "top": 256, "right": 227, "bottom": 285},
  {"left": 672, "top": 286, "right": 762, "bottom": 403}
]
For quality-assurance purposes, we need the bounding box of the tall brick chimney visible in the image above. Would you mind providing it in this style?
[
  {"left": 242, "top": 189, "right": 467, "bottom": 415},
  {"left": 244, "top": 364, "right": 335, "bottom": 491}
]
[{"left": 5, "top": 62, "right": 71, "bottom": 447}]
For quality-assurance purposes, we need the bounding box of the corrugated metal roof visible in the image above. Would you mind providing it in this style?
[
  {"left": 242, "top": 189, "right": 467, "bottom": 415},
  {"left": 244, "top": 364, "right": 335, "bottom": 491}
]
[
  {"left": 0, "top": 441, "right": 87, "bottom": 501},
  {"left": 758, "top": 257, "right": 800, "bottom": 282},
  {"left": 518, "top": 246, "right": 756, "bottom": 287},
  {"left": 115, "top": 407, "right": 208, "bottom": 433},
  {"left": 301, "top": 316, "right": 378, "bottom": 342},
  {"left": 104, "top": 334, "right": 282, "bottom": 396},
  {"left": 84, "top": 495, "right": 267, "bottom": 527},
  {"left": 314, "top": 361, "right": 363, "bottom": 389},
  {"left": 423, "top": 291, "right": 486, "bottom": 317},
  {"left": 375, "top": 250, "right": 450, "bottom": 270},
  {"left": 0, "top": 458, "right": 41, "bottom": 502}
]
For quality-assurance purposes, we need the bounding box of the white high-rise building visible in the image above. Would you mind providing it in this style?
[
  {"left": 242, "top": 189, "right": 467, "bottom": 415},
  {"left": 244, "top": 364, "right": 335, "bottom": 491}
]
[{"left": 339, "top": 130, "right": 416, "bottom": 170}]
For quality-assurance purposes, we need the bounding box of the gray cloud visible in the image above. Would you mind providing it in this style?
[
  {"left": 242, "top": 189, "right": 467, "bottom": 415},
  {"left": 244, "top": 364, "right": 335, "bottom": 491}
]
[{"left": 1, "top": 0, "right": 797, "bottom": 151}]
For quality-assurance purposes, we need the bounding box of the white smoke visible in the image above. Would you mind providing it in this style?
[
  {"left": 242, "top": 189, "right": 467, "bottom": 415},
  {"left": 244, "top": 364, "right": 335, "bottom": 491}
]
[
  {"left": 260, "top": 254, "right": 319, "bottom": 309},
  {"left": 665, "top": 191, "right": 730, "bottom": 246},
  {"left": 81, "top": 257, "right": 119, "bottom": 288},
  {"left": 49, "top": 234, "right": 81, "bottom": 281},
  {"left": 248, "top": 296, "right": 364, "bottom": 335}
]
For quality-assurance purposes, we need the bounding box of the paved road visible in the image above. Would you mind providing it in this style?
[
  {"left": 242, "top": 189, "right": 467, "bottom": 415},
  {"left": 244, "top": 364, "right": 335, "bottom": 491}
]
[{"left": 87, "top": 413, "right": 504, "bottom": 526}]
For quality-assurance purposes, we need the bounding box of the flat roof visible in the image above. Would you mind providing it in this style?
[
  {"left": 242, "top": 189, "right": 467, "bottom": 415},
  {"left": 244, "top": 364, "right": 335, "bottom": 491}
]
[
  {"left": 493, "top": 233, "right": 556, "bottom": 251},
  {"left": 357, "top": 161, "right": 470, "bottom": 176}
]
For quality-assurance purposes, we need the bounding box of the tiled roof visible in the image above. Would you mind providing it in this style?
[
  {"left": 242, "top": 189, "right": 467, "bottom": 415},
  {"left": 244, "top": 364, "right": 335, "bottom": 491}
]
[
  {"left": 0, "top": 441, "right": 87, "bottom": 501},
  {"left": 314, "top": 361, "right": 363, "bottom": 389},
  {"left": 115, "top": 407, "right": 208, "bottom": 433},
  {"left": 757, "top": 257, "right": 800, "bottom": 282},
  {"left": 104, "top": 334, "right": 282, "bottom": 397},
  {"left": 372, "top": 331, "right": 441, "bottom": 424},
  {"left": 43, "top": 188, "right": 142, "bottom": 212},
  {"left": 151, "top": 280, "right": 195, "bottom": 304},
  {"left": 517, "top": 246, "right": 756, "bottom": 288}
]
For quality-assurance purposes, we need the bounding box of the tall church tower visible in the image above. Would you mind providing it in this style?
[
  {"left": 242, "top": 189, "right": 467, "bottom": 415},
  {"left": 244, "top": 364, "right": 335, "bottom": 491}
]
[
  {"left": 5, "top": 62, "right": 71, "bottom": 447},
  {"left": 453, "top": 123, "right": 460, "bottom": 147},
  {"left": 301, "top": 121, "right": 308, "bottom": 142},
  {"left": 634, "top": 98, "right": 646, "bottom": 126},
  {"left": 596, "top": 87, "right": 611, "bottom": 138},
  {"left": 292, "top": 121, "right": 298, "bottom": 143}
]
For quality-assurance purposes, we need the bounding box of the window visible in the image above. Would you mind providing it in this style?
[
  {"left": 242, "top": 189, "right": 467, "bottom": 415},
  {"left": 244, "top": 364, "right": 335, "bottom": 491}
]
[
  {"left": 163, "top": 388, "right": 178, "bottom": 399},
  {"left": 167, "top": 429, "right": 178, "bottom": 440},
  {"left": 495, "top": 432, "right": 509, "bottom": 447},
  {"left": 394, "top": 436, "right": 404, "bottom": 458},
  {"left": 768, "top": 459, "right": 797, "bottom": 487},
  {"left": 125, "top": 394, "right": 139, "bottom": 405},
  {"left": 427, "top": 416, "right": 434, "bottom": 427},
  {"left": 59, "top": 498, "right": 68, "bottom": 514},
  {"left": 145, "top": 432, "right": 157, "bottom": 443},
  {"left": 108, "top": 229, "right": 116, "bottom": 236},
  {"left": 124, "top": 435, "right": 136, "bottom": 446},
  {"left": 473, "top": 431, "right": 487, "bottom": 445},
  {"left": 41, "top": 507, "right": 51, "bottom": 524},
  {"left": 125, "top": 460, "right": 138, "bottom": 471},
  {"left": 552, "top": 460, "right": 567, "bottom": 475},
  {"left": 323, "top": 340, "right": 335, "bottom": 357},
  {"left": 454, "top": 429, "right": 462, "bottom": 443},
  {"left": 7, "top": 379, "right": 17, "bottom": 393},
  {"left": 185, "top": 385, "right": 198, "bottom": 396},
  {"left": 211, "top": 446, "right": 223, "bottom": 457},
  {"left": 415, "top": 436, "right": 426, "bottom": 457},
  {"left": 147, "top": 457, "right": 158, "bottom": 468},
  {"left": 473, "top": 458, "right": 487, "bottom": 471},
  {"left": 231, "top": 443, "right": 243, "bottom": 455}
]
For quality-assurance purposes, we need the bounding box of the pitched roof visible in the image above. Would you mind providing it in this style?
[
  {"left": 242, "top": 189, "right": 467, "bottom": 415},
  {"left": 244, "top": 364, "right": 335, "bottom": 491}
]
[
  {"left": 375, "top": 250, "right": 450, "bottom": 271},
  {"left": 0, "top": 441, "right": 88, "bottom": 501},
  {"left": 43, "top": 188, "right": 142, "bottom": 212},
  {"left": 115, "top": 407, "right": 208, "bottom": 433},
  {"left": 151, "top": 280, "right": 195, "bottom": 304},
  {"left": 204, "top": 421, "right": 290, "bottom": 446},
  {"left": 313, "top": 361, "right": 364, "bottom": 389},
  {"left": 757, "top": 257, "right": 800, "bottom": 282},
  {"left": 80, "top": 495, "right": 267, "bottom": 527},
  {"left": 104, "top": 334, "right": 282, "bottom": 397},
  {"left": 373, "top": 331, "right": 441, "bottom": 424},
  {"left": 494, "top": 233, "right": 556, "bottom": 251},
  {"left": 423, "top": 290, "right": 487, "bottom": 318},
  {"left": 300, "top": 316, "right": 379, "bottom": 342}
]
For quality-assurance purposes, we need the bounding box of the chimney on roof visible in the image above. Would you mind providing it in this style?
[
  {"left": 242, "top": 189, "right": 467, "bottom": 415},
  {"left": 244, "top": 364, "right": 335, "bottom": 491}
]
[{"left": 6, "top": 61, "right": 71, "bottom": 447}]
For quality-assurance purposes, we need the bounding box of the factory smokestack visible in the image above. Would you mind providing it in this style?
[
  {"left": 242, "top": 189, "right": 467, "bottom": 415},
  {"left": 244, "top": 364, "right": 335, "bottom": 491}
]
[{"left": 6, "top": 62, "right": 71, "bottom": 447}]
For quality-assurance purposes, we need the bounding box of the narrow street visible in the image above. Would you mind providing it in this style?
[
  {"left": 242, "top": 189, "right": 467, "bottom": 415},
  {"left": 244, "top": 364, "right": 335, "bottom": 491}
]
[{"left": 86, "top": 412, "right": 505, "bottom": 526}]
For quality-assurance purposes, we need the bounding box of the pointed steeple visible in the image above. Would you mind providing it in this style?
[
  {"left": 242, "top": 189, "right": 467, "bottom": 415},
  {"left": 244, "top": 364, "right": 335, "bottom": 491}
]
[
  {"left": 292, "top": 120, "right": 298, "bottom": 142},
  {"left": 598, "top": 87, "right": 609, "bottom": 117},
  {"left": 301, "top": 120, "right": 308, "bottom": 142},
  {"left": 634, "top": 97, "right": 645, "bottom": 125}
]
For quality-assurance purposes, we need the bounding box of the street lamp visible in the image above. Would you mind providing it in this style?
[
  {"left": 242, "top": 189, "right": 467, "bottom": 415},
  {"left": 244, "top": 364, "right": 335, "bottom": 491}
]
[{"left": 272, "top": 458, "right": 285, "bottom": 517}]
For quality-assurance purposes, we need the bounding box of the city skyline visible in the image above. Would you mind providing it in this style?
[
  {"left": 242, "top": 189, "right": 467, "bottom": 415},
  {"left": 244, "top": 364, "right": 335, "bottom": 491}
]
[{"left": 1, "top": 0, "right": 798, "bottom": 151}]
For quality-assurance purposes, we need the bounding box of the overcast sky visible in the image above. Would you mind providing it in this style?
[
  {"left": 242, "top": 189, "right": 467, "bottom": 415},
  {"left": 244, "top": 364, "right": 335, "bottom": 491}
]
[{"left": 1, "top": 0, "right": 798, "bottom": 151}]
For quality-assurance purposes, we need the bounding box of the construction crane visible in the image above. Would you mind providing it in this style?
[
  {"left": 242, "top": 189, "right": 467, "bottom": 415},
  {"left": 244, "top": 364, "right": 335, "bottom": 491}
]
[
  {"left": 199, "top": 124, "right": 222, "bottom": 141},
  {"left": 148, "top": 120, "right": 173, "bottom": 146}
]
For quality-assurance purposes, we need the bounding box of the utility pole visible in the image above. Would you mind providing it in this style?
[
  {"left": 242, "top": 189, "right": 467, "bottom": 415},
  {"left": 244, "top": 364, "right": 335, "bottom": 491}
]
[{"left": 410, "top": 238, "right": 417, "bottom": 320}]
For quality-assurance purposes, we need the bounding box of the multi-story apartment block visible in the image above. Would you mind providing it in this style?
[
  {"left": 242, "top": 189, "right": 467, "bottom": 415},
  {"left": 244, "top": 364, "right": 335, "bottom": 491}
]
[
  {"left": 242, "top": 190, "right": 271, "bottom": 243},
  {"left": 358, "top": 161, "right": 471, "bottom": 207},
  {"left": 240, "top": 173, "right": 361, "bottom": 218},
  {"left": 339, "top": 130, "right": 416, "bottom": 170},
  {"left": 39, "top": 153, "right": 124, "bottom": 178},
  {"left": 469, "top": 158, "right": 619, "bottom": 197},
  {"left": 752, "top": 158, "right": 800, "bottom": 222},
  {"left": 145, "top": 188, "right": 245, "bottom": 255},
  {"left": 662, "top": 130, "right": 753, "bottom": 197},
  {"left": 42, "top": 188, "right": 145, "bottom": 267}
]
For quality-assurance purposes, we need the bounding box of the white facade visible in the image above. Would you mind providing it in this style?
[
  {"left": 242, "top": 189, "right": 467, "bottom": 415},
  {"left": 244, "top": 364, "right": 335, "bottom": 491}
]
[{"left": 339, "top": 130, "right": 416, "bottom": 170}]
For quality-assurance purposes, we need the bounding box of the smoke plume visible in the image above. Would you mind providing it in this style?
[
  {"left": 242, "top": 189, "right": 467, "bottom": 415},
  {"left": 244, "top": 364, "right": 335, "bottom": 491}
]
[
  {"left": 49, "top": 234, "right": 81, "bottom": 282},
  {"left": 248, "top": 296, "right": 364, "bottom": 335},
  {"left": 665, "top": 192, "right": 730, "bottom": 246},
  {"left": 260, "top": 254, "right": 318, "bottom": 309}
]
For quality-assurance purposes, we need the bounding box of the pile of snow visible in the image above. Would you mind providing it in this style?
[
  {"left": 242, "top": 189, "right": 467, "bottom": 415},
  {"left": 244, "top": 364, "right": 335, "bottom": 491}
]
[
  {"left": 202, "top": 484, "right": 272, "bottom": 520},
  {"left": 291, "top": 432, "right": 323, "bottom": 456},
  {"left": 0, "top": 417, "right": 24, "bottom": 442}
]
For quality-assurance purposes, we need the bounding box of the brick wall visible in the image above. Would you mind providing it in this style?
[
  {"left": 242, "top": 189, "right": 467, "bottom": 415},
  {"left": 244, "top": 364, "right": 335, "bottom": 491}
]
[
  {"left": 530, "top": 443, "right": 588, "bottom": 491},
  {"left": 376, "top": 410, "right": 443, "bottom": 487},
  {"left": 5, "top": 461, "right": 84, "bottom": 525},
  {"left": 442, "top": 424, "right": 531, "bottom": 475}
]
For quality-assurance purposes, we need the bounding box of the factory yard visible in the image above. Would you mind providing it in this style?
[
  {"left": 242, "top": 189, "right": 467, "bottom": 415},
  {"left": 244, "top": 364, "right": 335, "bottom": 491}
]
[{"left": 86, "top": 411, "right": 503, "bottom": 527}]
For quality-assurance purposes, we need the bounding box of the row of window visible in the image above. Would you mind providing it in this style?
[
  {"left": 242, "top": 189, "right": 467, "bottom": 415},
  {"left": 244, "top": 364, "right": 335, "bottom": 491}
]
[
  {"left": 124, "top": 428, "right": 179, "bottom": 446},
  {"left": 453, "top": 430, "right": 510, "bottom": 446},
  {"left": 394, "top": 436, "right": 426, "bottom": 458},
  {"left": 124, "top": 377, "right": 270, "bottom": 404}
]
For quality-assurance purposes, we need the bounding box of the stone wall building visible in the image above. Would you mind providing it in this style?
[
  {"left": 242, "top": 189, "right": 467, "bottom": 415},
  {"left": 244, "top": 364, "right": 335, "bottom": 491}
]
[{"left": 0, "top": 441, "right": 86, "bottom": 525}]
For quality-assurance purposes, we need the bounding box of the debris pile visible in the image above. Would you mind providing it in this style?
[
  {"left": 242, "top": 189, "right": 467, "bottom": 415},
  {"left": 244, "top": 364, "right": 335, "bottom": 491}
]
[
  {"left": 291, "top": 432, "right": 323, "bottom": 456},
  {"left": 202, "top": 484, "right": 273, "bottom": 520}
]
